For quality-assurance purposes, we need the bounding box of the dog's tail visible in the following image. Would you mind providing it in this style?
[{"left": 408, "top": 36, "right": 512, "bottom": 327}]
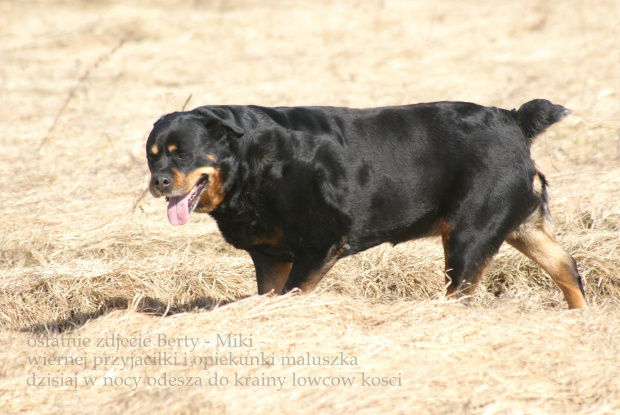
[{"left": 515, "top": 99, "right": 571, "bottom": 142}]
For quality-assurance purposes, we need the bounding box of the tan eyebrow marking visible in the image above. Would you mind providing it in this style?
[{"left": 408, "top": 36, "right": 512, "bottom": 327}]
[
  {"left": 151, "top": 145, "right": 159, "bottom": 155},
  {"left": 207, "top": 154, "right": 217, "bottom": 162},
  {"left": 168, "top": 144, "right": 177, "bottom": 152}
]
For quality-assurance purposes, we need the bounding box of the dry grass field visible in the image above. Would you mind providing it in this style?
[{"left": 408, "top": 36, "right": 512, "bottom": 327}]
[{"left": 1, "top": 0, "right": 619, "bottom": 413}]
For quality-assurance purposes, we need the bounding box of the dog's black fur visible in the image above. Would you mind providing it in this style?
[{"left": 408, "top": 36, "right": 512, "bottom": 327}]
[{"left": 146, "top": 100, "right": 586, "bottom": 308}]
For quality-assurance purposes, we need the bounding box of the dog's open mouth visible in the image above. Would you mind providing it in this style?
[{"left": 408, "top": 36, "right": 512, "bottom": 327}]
[{"left": 165, "top": 175, "right": 209, "bottom": 226}]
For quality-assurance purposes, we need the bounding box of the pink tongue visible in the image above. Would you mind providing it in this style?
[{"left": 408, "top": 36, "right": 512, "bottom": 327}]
[{"left": 167, "top": 192, "right": 191, "bottom": 226}]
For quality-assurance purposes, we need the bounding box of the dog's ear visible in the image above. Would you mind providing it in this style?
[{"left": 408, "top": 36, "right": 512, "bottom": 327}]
[
  {"left": 210, "top": 119, "right": 245, "bottom": 138},
  {"left": 194, "top": 107, "right": 244, "bottom": 139}
]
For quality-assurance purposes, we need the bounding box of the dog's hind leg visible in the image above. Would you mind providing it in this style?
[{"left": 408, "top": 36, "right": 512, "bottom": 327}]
[
  {"left": 439, "top": 177, "right": 533, "bottom": 302},
  {"left": 505, "top": 207, "right": 586, "bottom": 309},
  {"left": 440, "top": 218, "right": 502, "bottom": 301},
  {"left": 249, "top": 250, "right": 292, "bottom": 295}
]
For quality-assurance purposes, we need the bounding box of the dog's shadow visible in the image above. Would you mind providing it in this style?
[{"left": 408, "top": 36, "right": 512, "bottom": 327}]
[{"left": 21, "top": 296, "right": 239, "bottom": 335}]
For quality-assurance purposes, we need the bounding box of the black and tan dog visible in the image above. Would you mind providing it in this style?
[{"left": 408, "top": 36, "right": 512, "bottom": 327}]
[{"left": 146, "top": 99, "right": 586, "bottom": 309}]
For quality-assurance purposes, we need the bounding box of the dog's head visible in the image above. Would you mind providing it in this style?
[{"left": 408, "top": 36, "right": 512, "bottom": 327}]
[{"left": 146, "top": 107, "right": 244, "bottom": 226}]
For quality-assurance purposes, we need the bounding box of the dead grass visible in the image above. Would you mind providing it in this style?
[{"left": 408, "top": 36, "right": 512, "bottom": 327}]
[
  {"left": 1, "top": 296, "right": 619, "bottom": 414},
  {"left": 1, "top": 0, "right": 619, "bottom": 413}
]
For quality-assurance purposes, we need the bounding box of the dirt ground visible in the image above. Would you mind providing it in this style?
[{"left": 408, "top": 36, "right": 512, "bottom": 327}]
[{"left": 1, "top": 0, "right": 619, "bottom": 414}]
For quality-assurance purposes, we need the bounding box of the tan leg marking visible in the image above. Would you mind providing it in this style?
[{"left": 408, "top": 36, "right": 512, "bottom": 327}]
[
  {"left": 296, "top": 256, "right": 339, "bottom": 293},
  {"left": 460, "top": 260, "right": 490, "bottom": 296},
  {"left": 506, "top": 208, "right": 586, "bottom": 309},
  {"left": 295, "top": 237, "right": 349, "bottom": 293},
  {"left": 258, "top": 261, "right": 292, "bottom": 295},
  {"left": 440, "top": 218, "right": 490, "bottom": 299},
  {"left": 439, "top": 219, "right": 455, "bottom": 295},
  {"left": 532, "top": 172, "right": 544, "bottom": 197},
  {"left": 250, "top": 229, "right": 291, "bottom": 294}
]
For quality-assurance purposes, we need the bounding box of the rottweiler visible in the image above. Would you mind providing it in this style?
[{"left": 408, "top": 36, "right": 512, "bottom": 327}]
[{"left": 146, "top": 99, "right": 586, "bottom": 309}]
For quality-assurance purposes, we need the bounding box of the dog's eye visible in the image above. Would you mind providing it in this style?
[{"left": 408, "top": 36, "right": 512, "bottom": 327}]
[{"left": 178, "top": 153, "right": 191, "bottom": 161}]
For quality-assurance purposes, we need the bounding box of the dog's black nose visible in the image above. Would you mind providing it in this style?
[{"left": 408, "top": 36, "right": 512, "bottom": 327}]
[{"left": 152, "top": 174, "right": 173, "bottom": 192}]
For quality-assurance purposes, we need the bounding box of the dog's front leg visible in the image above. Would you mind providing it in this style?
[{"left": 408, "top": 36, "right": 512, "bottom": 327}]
[
  {"left": 280, "top": 245, "right": 344, "bottom": 294},
  {"left": 249, "top": 250, "right": 292, "bottom": 295}
]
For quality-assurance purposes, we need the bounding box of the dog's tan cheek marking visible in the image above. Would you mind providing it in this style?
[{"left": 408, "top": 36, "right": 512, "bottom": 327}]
[
  {"left": 195, "top": 167, "right": 225, "bottom": 213},
  {"left": 170, "top": 167, "right": 216, "bottom": 195},
  {"left": 151, "top": 145, "right": 159, "bottom": 155},
  {"left": 172, "top": 169, "right": 187, "bottom": 190},
  {"left": 186, "top": 167, "right": 216, "bottom": 189},
  {"left": 168, "top": 144, "right": 177, "bottom": 152}
]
